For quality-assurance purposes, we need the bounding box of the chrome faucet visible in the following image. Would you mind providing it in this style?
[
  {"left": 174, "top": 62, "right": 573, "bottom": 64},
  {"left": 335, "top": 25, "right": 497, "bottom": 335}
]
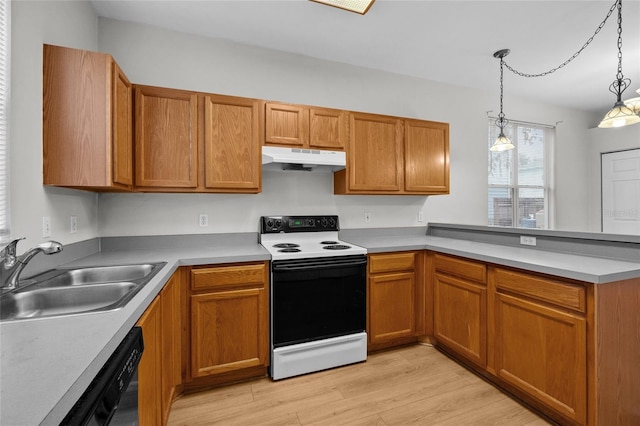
[{"left": 0, "top": 238, "right": 63, "bottom": 290}]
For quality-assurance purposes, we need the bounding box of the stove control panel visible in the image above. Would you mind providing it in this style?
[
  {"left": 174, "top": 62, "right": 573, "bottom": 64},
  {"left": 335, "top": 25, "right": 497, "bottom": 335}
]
[{"left": 260, "top": 215, "right": 339, "bottom": 233}]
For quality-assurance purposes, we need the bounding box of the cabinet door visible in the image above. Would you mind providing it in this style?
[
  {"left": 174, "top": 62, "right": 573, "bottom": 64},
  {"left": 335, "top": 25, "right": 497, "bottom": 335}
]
[
  {"left": 111, "top": 61, "right": 133, "bottom": 187},
  {"left": 347, "top": 113, "right": 404, "bottom": 192},
  {"left": 369, "top": 272, "right": 416, "bottom": 344},
  {"left": 203, "top": 95, "right": 261, "bottom": 192},
  {"left": 495, "top": 293, "right": 587, "bottom": 425},
  {"left": 160, "top": 273, "right": 181, "bottom": 425},
  {"left": 404, "top": 119, "right": 449, "bottom": 193},
  {"left": 434, "top": 272, "right": 487, "bottom": 367},
  {"left": 309, "top": 107, "right": 347, "bottom": 150},
  {"left": 137, "top": 296, "right": 162, "bottom": 426},
  {"left": 135, "top": 86, "right": 198, "bottom": 188},
  {"left": 265, "top": 102, "right": 309, "bottom": 147},
  {"left": 191, "top": 287, "right": 268, "bottom": 378},
  {"left": 43, "top": 44, "right": 132, "bottom": 190}
]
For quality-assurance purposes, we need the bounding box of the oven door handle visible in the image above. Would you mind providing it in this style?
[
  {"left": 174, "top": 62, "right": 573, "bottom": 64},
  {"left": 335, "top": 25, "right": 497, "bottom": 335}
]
[{"left": 272, "top": 257, "right": 367, "bottom": 271}]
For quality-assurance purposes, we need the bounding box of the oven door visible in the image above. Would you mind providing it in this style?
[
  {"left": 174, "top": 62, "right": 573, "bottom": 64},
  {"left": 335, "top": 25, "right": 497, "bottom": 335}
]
[{"left": 271, "top": 255, "right": 367, "bottom": 348}]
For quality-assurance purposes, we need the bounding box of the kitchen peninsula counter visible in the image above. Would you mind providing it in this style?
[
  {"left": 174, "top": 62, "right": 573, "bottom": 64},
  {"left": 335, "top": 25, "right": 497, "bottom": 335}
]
[{"left": 341, "top": 224, "right": 640, "bottom": 283}]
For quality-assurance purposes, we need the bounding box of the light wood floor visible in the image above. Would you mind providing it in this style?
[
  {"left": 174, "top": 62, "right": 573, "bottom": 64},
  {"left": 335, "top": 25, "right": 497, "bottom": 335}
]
[{"left": 168, "top": 344, "right": 551, "bottom": 425}]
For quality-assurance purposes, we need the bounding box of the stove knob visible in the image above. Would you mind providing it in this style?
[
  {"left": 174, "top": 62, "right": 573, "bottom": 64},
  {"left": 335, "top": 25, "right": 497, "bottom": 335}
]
[
  {"left": 321, "top": 218, "right": 328, "bottom": 227},
  {"left": 329, "top": 218, "right": 336, "bottom": 227},
  {"left": 266, "top": 219, "right": 273, "bottom": 228},
  {"left": 275, "top": 219, "right": 282, "bottom": 228}
]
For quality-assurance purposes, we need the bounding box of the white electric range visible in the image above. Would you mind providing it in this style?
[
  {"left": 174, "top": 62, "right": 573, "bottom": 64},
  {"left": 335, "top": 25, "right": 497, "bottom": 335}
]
[{"left": 259, "top": 215, "right": 368, "bottom": 380}]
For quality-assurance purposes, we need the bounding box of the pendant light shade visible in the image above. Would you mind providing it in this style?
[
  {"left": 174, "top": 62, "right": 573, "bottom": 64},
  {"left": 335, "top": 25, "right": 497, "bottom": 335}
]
[
  {"left": 490, "top": 132, "right": 515, "bottom": 152},
  {"left": 598, "top": 101, "right": 640, "bottom": 128},
  {"left": 598, "top": 0, "right": 639, "bottom": 128}
]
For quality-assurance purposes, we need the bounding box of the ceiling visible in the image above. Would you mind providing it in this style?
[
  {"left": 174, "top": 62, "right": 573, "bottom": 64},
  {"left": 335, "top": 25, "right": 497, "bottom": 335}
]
[{"left": 90, "top": 0, "right": 640, "bottom": 114}]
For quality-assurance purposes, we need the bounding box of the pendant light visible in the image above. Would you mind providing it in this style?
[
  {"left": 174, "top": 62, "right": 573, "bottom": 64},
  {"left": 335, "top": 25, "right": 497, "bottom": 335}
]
[
  {"left": 490, "top": 49, "right": 514, "bottom": 152},
  {"left": 598, "top": 0, "right": 640, "bottom": 128}
]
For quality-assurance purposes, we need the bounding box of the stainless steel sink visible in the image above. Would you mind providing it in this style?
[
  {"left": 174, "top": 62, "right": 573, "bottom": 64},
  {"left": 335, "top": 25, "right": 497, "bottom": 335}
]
[
  {"left": 0, "top": 262, "right": 166, "bottom": 321},
  {"left": 27, "top": 264, "right": 161, "bottom": 288}
]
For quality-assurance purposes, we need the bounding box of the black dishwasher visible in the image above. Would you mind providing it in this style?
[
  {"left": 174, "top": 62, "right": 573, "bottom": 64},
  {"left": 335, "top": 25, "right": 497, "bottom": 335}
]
[{"left": 62, "top": 326, "right": 144, "bottom": 426}]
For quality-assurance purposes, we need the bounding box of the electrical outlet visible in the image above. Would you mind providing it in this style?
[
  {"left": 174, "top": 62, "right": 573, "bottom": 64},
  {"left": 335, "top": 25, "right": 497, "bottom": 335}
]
[
  {"left": 199, "top": 214, "right": 209, "bottom": 227},
  {"left": 42, "top": 216, "right": 51, "bottom": 238},
  {"left": 417, "top": 211, "right": 424, "bottom": 222},
  {"left": 364, "top": 212, "right": 371, "bottom": 223},
  {"left": 520, "top": 235, "right": 537, "bottom": 246},
  {"left": 70, "top": 216, "right": 78, "bottom": 234}
]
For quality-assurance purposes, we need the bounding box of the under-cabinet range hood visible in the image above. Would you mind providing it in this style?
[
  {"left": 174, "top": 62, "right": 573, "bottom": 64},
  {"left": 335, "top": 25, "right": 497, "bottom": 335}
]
[{"left": 262, "top": 146, "right": 346, "bottom": 172}]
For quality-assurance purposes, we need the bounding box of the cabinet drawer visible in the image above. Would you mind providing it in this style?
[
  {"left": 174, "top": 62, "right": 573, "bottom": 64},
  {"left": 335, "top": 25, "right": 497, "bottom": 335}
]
[
  {"left": 494, "top": 268, "right": 586, "bottom": 313},
  {"left": 191, "top": 262, "right": 267, "bottom": 291},
  {"left": 434, "top": 253, "right": 486, "bottom": 284},
  {"left": 369, "top": 252, "right": 415, "bottom": 274}
]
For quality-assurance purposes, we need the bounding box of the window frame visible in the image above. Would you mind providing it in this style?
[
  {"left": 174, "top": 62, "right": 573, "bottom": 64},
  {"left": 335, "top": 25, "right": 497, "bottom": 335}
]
[
  {"left": 0, "top": 0, "right": 10, "bottom": 244},
  {"left": 488, "top": 117, "right": 554, "bottom": 229}
]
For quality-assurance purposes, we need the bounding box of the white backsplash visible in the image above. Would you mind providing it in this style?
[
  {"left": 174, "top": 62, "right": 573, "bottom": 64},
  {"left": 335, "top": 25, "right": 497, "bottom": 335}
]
[{"left": 98, "top": 171, "right": 431, "bottom": 236}]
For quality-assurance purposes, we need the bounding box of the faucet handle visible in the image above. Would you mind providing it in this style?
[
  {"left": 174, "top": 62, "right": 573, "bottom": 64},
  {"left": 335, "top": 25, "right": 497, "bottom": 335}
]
[{"left": 1, "top": 238, "right": 25, "bottom": 261}]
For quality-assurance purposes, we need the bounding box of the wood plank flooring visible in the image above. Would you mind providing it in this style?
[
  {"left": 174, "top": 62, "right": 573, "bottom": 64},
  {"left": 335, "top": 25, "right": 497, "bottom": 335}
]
[{"left": 168, "top": 344, "right": 551, "bottom": 425}]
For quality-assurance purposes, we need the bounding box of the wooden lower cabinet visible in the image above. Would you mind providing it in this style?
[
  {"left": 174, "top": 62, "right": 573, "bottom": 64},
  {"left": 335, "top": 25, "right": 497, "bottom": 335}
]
[
  {"left": 137, "top": 270, "right": 182, "bottom": 426},
  {"left": 495, "top": 292, "right": 586, "bottom": 424},
  {"left": 186, "top": 262, "right": 269, "bottom": 386},
  {"left": 159, "top": 272, "right": 182, "bottom": 424},
  {"left": 368, "top": 251, "right": 425, "bottom": 350},
  {"left": 137, "top": 295, "right": 162, "bottom": 425},
  {"left": 432, "top": 252, "right": 591, "bottom": 425},
  {"left": 434, "top": 272, "right": 487, "bottom": 368},
  {"left": 433, "top": 253, "right": 487, "bottom": 368},
  {"left": 492, "top": 266, "right": 587, "bottom": 425}
]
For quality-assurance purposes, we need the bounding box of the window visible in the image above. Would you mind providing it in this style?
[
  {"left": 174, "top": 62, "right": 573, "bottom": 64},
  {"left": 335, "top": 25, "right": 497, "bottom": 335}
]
[
  {"left": 488, "top": 118, "right": 553, "bottom": 229},
  {"left": 0, "top": 0, "right": 9, "bottom": 243}
]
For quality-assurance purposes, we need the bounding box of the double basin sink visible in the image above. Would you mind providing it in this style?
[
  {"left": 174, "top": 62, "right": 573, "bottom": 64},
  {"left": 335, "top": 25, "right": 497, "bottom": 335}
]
[{"left": 0, "top": 262, "right": 166, "bottom": 321}]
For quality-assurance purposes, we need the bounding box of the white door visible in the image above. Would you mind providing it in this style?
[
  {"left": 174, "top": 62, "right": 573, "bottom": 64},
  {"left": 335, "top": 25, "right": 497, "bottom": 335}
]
[{"left": 601, "top": 149, "right": 640, "bottom": 235}]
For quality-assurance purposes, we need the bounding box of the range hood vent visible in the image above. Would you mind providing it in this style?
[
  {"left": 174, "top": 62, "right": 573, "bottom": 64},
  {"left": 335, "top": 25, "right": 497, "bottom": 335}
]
[{"left": 262, "top": 146, "right": 346, "bottom": 173}]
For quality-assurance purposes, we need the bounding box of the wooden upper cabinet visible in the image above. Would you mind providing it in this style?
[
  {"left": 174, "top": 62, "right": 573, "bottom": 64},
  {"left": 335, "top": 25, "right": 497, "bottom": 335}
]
[
  {"left": 43, "top": 44, "right": 133, "bottom": 191},
  {"left": 309, "top": 107, "right": 347, "bottom": 150},
  {"left": 112, "top": 62, "right": 133, "bottom": 187},
  {"left": 203, "top": 95, "right": 262, "bottom": 193},
  {"left": 334, "top": 113, "right": 450, "bottom": 195},
  {"left": 404, "top": 119, "right": 449, "bottom": 193},
  {"left": 265, "top": 102, "right": 309, "bottom": 147},
  {"left": 265, "top": 102, "right": 347, "bottom": 150},
  {"left": 135, "top": 85, "right": 198, "bottom": 189},
  {"left": 339, "top": 112, "right": 404, "bottom": 192}
]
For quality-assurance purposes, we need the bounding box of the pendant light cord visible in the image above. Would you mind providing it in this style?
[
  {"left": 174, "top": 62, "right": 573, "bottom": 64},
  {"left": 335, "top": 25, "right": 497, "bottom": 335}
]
[
  {"left": 610, "top": 0, "right": 630, "bottom": 101},
  {"left": 498, "top": 56, "right": 507, "bottom": 128},
  {"left": 503, "top": 0, "right": 619, "bottom": 78}
]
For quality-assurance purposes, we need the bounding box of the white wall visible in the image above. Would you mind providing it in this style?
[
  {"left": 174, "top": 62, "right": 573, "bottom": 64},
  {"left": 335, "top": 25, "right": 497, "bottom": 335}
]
[
  {"left": 7, "top": 4, "right": 599, "bottom": 243},
  {"left": 10, "top": 1, "right": 99, "bottom": 247},
  {"left": 587, "top": 125, "right": 640, "bottom": 232},
  {"left": 95, "top": 17, "right": 595, "bottom": 236}
]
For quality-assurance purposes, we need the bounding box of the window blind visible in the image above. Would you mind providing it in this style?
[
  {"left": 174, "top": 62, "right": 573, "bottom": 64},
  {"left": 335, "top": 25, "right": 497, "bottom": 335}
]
[{"left": 0, "top": 0, "right": 10, "bottom": 243}]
